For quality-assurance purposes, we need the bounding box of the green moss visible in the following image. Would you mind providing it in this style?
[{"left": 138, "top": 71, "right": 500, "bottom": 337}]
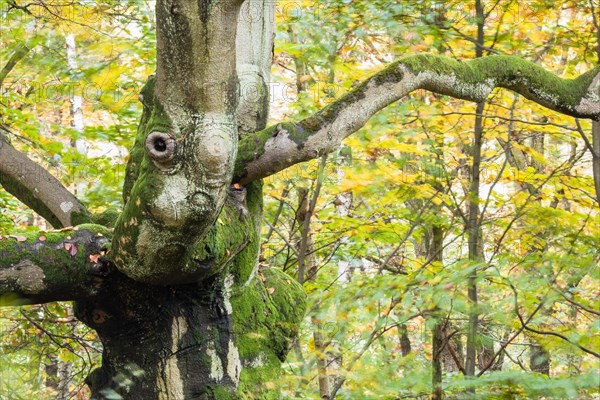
[
  {"left": 122, "top": 74, "right": 173, "bottom": 204},
  {"left": 114, "top": 77, "right": 180, "bottom": 274},
  {"left": 234, "top": 128, "right": 274, "bottom": 181},
  {"left": 302, "top": 74, "right": 379, "bottom": 132},
  {"left": 400, "top": 54, "right": 599, "bottom": 108},
  {"left": 70, "top": 208, "right": 92, "bottom": 226},
  {"left": 193, "top": 329, "right": 206, "bottom": 344},
  {"left": 183, "top": 189, "right": 256, "bottom": 281},
  {"left": 198, "top": 385, "right": 234, "bottom": 400},
  {"left": 90, "top": 208, "right": 121, "bottom": 228},
  {"left": 190, "top": 180, "right": 305, "bottom": 398},
  {"left": 191, "top": 200, "right": 247, "bottom": 264},
  {"left": 234, "top": 55, "right": 598, "bottom": 184},
  {"left": 76, "top": 223, "right": 112, "bottom": 238},
  {"left": 229, "top": 181, "right": 262, "bottom": 283},
  {"left": 0, "top": 224, "right": 111, "bottom": 293},
  {"left": 139, "top": 74, "right": 156, "bottom": 109},
  {"left": 146, "top": 99, "right": 173, "bottom": 134},
  {"left": 231, "top": 266, "right": 306, "bottom": 398},
  {"left": 123, "top": 75, "right": 157, "bottom": 202}
]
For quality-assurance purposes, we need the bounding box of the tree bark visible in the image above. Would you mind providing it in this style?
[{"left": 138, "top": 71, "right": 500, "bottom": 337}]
[
  {"left": 428, "top": 226, "right": 444, "bottom": 400},
  {"left": 530, "top": 344, "right": 550, "bottom": 376},
  {"left": 592, "top": 121, "right": 600, "bottom": 205},
  {"left": 465, "top": 1, "right": 485, "bottom": 381},
  {"left": 0, "top": 225, "right": 111, "bottom": 305},
  {"left": 0, "top": 135, "right": 90, "bottom": 228},
  {"left": 399, "top": 324, "right": 411, "bottom": 357},
  {"left": 76, "top": 249, "right": 305, "bottom": 398},
  {"left": 235, "top": 55, "right": 600, "bottom": 185}
]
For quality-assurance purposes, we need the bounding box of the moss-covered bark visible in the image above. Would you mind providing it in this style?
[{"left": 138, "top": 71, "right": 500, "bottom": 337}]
[
  {"left": 0, "top": 3, "right": 309, "bottom": 398},
  {"left": 112, "top": 3, "right": 242, "bottom": 283},
  {"left": 0, "top": 224, "right": 111, "bottom": 305},
  {"left": 76, "top": 266, "right": 304, "bottom": 400},
  {"left": 234, "top": 54, "right": 600, "bottom": 184},
  {"left": 0, "top": 191, "right": 306, "bottom": 397},
  {"left": 76, "top": 183, "right": 305, "bottom": 399}
]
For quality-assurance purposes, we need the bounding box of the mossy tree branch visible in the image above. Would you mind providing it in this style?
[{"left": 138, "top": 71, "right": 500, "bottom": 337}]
[
  {"left": 234, "top": 54, "right": 600, "bottom": 184},
  {"left": 0, "top": 135, "right": 90, "bottom": 228},
  {"left": 0, "top": 224, "right": 112, "bottom": 306}
]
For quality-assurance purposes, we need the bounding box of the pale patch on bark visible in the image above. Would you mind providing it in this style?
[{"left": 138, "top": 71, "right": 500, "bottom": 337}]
[
  {"left": 577, "top": 98, "right": 600, "bottom": 116},
  {"left": 237, "top": 64, "right": 266, "bottom": 132},
  {"left": 411, "top": 70, "right": 494, "bottom": 102},
  {"left": 99, "top": 387, "right": 124, "bottom": 399},
  {"left": 243, "top": 76, "right": 421, "bottom": 181},
  {"left": 245, "top": 352, "right": 267, "bottom": 368},
  {"left": 226, "top": 339, "right": 241, "bottom": 386},
  {"left": 246, "top": 129, "right": 298, "bottom": 175},
  {"left": 236, "top": 0, "right": 275, "bottom": 133},
  {"left": 223, "top": 273, "right": 234, "bottom": 315},
  {"left": 157, "top": 316, "right": 188, "bottom": 400},
  {"left": 243, "top": 258, "right": 259, "bottom": 287},
  {"left": 397, "top": 64, "right": 495, "bottom": 102},
  {"left": 117, "top": 114, "right": 239, "bottom": 282},
  {"left": 207, "top": 341, "right": 224, "bottom": 382},
  {"left": 60, "top": 201, "right": 74, "bottom": 213},
  {"left": 152, "top": 174, "right": 192, "bottom": 227},
  {"left": 577, "top": 73, "right": 600, "bottom": 116},
  {"left": 192, "top": 114, "right": 237, "bottom": 189},
  {"left": 302, "top": 78, "right": 415, "bottom": 155},
  {"left": 133, "top": 220, "right": 169, "bottom": 280},
  {"left": 0, "top": 260, "right": 46, "bottom": 294}
]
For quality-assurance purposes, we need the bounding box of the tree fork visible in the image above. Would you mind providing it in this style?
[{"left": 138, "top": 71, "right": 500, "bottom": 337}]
[{"left": 112, "top": 0, "right": 245, "bottom": 284}]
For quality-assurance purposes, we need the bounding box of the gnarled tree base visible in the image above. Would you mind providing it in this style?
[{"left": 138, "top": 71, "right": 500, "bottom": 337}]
[{"left": 76, "top": 267, "right": 305, "bottom": 400}]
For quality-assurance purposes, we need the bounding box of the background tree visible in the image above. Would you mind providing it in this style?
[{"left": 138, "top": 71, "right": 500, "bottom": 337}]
[{"left": 1, "top": 0, "right": 599, "bottom": 399}]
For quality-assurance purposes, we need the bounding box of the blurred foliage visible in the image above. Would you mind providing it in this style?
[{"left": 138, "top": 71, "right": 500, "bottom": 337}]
[{"left": 268, "top": 0, "right": 599, "bottom": 398}]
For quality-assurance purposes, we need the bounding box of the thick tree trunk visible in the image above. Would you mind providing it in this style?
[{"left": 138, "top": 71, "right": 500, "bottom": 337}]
[
  {"left": 76, "top": 186, "right": 305, "bottom": 399},
  {"left": 76, "top": 2, "right": 305, "bottom": 397},
  {"left": 399, "top": 324, "right": 411, "bottom": 357},
  {"left": 78, "top": 270, "right": 305, "bottom": 399}
]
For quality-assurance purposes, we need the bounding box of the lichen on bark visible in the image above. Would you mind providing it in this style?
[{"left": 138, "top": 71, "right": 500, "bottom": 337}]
[
  {"left": 113, "top": 78, "right": 239, "bottom": 284},
  {"left": 0, "top": 224, "right": 112, "bottom": 305},
  {"left": 235, "top": 54, "right": 600, "bottom": 185}
]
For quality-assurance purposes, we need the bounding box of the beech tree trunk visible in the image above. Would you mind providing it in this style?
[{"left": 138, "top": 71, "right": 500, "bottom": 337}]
[
  {"left": 79, "top": 2, "right": 306, "bottom": 397},
  {"left": 76, "top": 241, "right": 305, "bottom": 399}
]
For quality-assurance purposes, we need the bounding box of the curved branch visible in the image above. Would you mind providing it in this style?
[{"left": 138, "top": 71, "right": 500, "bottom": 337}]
[
  {"left": 0, "top": 224, "right": 112, "bottom": 306},
  {"left": 0, "top": 135, "right": 90, "bottom": 228},
  {"left": 235, "top": 54, "right": 600, "bottom": 184}
]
